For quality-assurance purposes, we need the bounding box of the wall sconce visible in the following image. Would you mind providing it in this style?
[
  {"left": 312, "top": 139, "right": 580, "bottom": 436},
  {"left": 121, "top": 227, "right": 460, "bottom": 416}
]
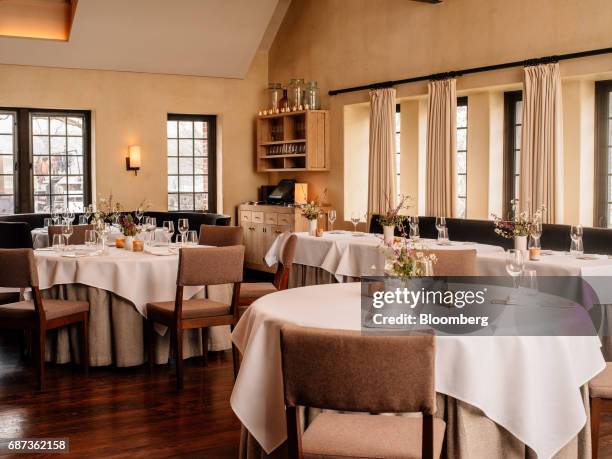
[{"left": 126, "top": 145, "right": 141, "bottom": 176}]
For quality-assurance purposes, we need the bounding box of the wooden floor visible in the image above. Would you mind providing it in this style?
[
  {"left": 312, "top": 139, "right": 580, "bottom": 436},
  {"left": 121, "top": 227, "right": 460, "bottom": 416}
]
[
  {"left": 0, "top": 331, "right": 241, "bottom": 458},
  {"left": 2, "top": 328, "right": 612, "bottom": 459}
]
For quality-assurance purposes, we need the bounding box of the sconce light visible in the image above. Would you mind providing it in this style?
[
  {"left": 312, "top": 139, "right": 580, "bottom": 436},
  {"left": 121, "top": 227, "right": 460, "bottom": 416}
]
[{"left": 126, "top": 145, "right": 141, "bottom": 176}]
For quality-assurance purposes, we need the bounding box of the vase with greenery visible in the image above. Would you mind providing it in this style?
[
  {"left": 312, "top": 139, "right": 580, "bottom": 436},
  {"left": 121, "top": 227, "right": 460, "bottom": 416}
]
[{"left": 379, "top": 194, "right": 411, "bottom": 245}]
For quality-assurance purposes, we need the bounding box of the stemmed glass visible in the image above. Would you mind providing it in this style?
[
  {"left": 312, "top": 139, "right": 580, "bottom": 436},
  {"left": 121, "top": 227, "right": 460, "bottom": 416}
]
[
  {"left": 135, "top": 207, "right": 144, "bottom": 226},
  {"left": 328, "top": 210, "right": 337, "bottom": 232},
  {"left": 52, "top": 207, "right": 61, "bottom": 225},
  {"left": 350, "top": 212, "right": 361, "bottom": 233},
  {"left": 435, "top": 216, "right": 447, "bottom": 242},
  {"left": 62, "top": 222, "right": 74, "bottom": 247},
  {"left": 570, "top": 224, "right": 584, "bottom": 255},
  {"left": 145, "top": 217, "right": 157, "bottom": 245},
  {"left": 505, "top": 249, "right": 525, "bottom": 303},
  {"left": 163, "top": 221, "right": 175, "bottom": 244},
  {"left": 178, "top": 218, "right": 189, "bottom": 245},
  {"left": 65, "top": 209, "right": 75, "bottom": 225},
  {"left": 435, "top": 216, "right": 446, "bottom": 231},
  {"left": 84, "top": 205, "right": 92, "bottom": 223},
  {"left": 409, "top": 216, "right": 420, "bottom": 242}
]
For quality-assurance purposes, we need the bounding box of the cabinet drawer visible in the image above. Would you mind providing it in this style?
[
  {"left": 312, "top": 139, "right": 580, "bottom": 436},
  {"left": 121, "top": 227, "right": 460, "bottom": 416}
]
[
  {"left": 278, "top": 214, "right": 292, "bottom": 225},
  {"left": 240, "top": 211, "right": 251, "bottom": 222},
  {"left": 252, "top": 211, "right": 264, "bottom": 223},
  {"left": 264, "top": 213, "right": 278, "bottom": 224}
]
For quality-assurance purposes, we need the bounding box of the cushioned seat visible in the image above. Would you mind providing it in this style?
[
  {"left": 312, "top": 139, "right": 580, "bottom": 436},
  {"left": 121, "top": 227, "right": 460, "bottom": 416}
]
[
  {"left": 302, "top": 412, "right": 446, "bottom": 459},
  {"left": 240, "top": 282, "right": 278, "bottom": 299},
  {"left": 147, "top": 298, "right": 230, "bottom": 320},
  {"left": 590, "top": 363, "right": 612, "bottom": 398},
  {"left": 0, "top": 299, "right": 89, "bottom": 321}
]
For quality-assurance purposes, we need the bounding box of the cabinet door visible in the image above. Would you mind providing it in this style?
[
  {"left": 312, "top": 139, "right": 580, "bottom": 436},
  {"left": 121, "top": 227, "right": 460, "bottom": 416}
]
[
  {"left": 261, "top": 225, "right": 278, "bottom": 263},
  {"left": 241, "top": 222, "right": 254, "bottom": 263}
]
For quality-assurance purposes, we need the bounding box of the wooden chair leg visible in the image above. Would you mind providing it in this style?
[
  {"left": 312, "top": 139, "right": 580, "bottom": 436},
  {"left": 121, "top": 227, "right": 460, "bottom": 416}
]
[
  {"left": 201, "top": 328, "right": 209, "bottom": 366},
  {"left": 37, "top": 326, "right": 46, "bottom": 391},
  {"left": 146, "top": 320, "right": 155, "bottom": 373},
  {"left": 173, "top": 327, "right": 184, "bottom": 390},
  {"left": 80, "top": 315, "right": 89, "bottom": 374},
  {"left": 592, "top": 397, "right": 602, "bottom": 459}
]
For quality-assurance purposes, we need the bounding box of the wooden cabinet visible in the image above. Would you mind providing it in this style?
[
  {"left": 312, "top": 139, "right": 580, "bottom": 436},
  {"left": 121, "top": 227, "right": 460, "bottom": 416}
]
[
  {"left": 239, "top": 204, "right": 315, "bottom": 272},
  {"left": 256, "top": 110, "right": 329, "bottom": 172}
]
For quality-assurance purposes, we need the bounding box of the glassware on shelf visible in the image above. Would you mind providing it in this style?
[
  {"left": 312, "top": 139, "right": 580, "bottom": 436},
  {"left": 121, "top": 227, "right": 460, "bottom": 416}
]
[
  {"left": 304, "top": 80, "right": 320, "bottom": 109},
  {"left": 278, "top": 87, "right": 289, "bottom": 110},
  {"left": 288, "top": 79, "right": 305, "bottom": 109},
  {"left": 268, "top": 83, "right": 283, "bottom": 110}
]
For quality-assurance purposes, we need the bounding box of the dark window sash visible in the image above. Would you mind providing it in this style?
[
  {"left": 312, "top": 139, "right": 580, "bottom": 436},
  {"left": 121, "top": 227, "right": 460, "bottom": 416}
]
[
  {"left": 595, "top": 81, "right": 612, "bottom": 227},
  {"left": 503, "top": 91, "right": 522, "bottom": 218}
]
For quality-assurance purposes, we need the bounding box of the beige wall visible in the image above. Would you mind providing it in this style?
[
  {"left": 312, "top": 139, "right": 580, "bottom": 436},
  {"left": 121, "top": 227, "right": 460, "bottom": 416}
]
[
  {"left": 0, "top": 52, "right": 269, "bottom": 220},
  {"left": 268, "top": 0, "right": 612, "bottom": 227}
]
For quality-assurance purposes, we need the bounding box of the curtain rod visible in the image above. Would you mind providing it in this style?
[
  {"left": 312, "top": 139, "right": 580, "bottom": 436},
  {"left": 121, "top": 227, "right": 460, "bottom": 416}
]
[{"left": 328, "top": 46, "right": 612, "bottom": 96}]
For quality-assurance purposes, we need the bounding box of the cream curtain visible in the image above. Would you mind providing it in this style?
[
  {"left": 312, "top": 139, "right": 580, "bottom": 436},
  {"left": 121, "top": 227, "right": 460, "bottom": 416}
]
[
  {"left": 368, "top": 87, "right": 397, "bottom": 216},
  {"left": 519, "top": 62, "right": 564, "bottom": 223},
  {"left": 425, "top": 78, "right": 457, "bottom": 217}
]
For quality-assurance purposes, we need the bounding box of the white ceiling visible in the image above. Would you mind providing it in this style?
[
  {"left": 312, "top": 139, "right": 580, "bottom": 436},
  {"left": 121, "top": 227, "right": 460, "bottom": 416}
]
[{"left": 0, "top": 0, "right": 285, "bottom": 78}]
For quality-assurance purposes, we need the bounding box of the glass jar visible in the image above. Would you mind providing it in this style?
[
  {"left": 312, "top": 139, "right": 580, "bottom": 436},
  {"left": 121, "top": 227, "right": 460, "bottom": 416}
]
[
  {"left": 267, "top": 83, "right": 282, "bottom": 110},
  {"left": 304, "top": 80, "right": 320, "bottom": 109},
  {"left": 288, "top": 78, "right": 305, "bottom": 109}
]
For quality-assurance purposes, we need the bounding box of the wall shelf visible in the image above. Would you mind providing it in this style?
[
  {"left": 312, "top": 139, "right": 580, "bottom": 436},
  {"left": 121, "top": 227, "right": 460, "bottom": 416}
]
[{"left": 256, "top": 110, "right": 329, "bottom": 172}]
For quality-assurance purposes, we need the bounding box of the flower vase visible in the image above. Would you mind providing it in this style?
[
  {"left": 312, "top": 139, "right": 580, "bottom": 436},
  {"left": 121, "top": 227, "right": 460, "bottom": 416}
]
[
  {"left": 308, "top": 219, "right": 317, "bottom": 236},
  {"left": 514, "top": 235, "right": 527, "bottom": 256},
  {"left": 124, "top": 236, "right": 134, "bottom": 251},
  {"left": 383, "top": 225, "right": 395, "bottom": 245}
]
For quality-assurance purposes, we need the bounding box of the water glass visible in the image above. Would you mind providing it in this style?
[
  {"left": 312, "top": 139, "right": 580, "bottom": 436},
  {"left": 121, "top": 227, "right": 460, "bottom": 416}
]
[
  {"left": 84, "top": 229, "right": 96, "bottom": 247},
  {"left": 178, "top": 218, "right": 189, "bottom": 238},
  {"left": 52, "top": 234, "right": 65, "bottom": 252},
  {"left": 435, "top": 216, "right": 446, "bottom": 231},
  {"left": 437, "top": 227, "right": 449, "bottom": 243},
  {"left": 505, "top": 249, "right": 525, "bottom": 290},
  {"left": 409, "top": 217, "right": 420, "bottom": 241},
  {"left": 175, "top": 234, "right": 185, "bottom": 247},
  {"left": 570, "top": 238, "right": 584, "bottom": 256},
  {"left": 62, "top": 222, "right": 74, "bottom": 246},
  {"left": 328, "top": 209, "right": 337, "bottom": 231},
  {"left": 519, "top": 269, "right": 539, "bottom": 296},
  {"left": 43, "top": 218, "right": 52, "bottom": 228},
  {"left": 186, "top": 230, "right": 198, "bottom": 245}
]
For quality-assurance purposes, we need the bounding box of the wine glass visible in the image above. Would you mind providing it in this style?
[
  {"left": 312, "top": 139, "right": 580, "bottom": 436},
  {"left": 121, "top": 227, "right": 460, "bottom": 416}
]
[
  {"left": 350, "top": 212, "right": 361, "bottom": 233},
  {"left": 435, "top": 216, "right": 446, "bottom": 231},
  {"left": 163, "top": 221, "right": 175, "bottom": 243},
  {"left": 84, "top": 205, "right": 92, "bottom": 223},
  {"left": 409, "top": 216, "right": 420, "bottom": 241},
  {"left": 62, "top": 222, "right": 74, "bottom": 247},
  {"left": 178, "top": 218, "right": 189, "bottom": 241},
  {"left": 505, "top": 249, "right": 525, "bottom": 299},
  {"left": 135, "top": 207, "right": 144, "bottom": 226},
  {"left": 65, "top": 209, "right": 75, "bottom": 225},
  {"left": 52, "top": 207, "right": 61, "bottom": 225},
  {"left": 328, "top": 209, "right": 337, "bottom": 232}
]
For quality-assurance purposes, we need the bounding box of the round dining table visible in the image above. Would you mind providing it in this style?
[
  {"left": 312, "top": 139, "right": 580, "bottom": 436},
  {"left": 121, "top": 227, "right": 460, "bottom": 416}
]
[
  {"left": 231, "top": 282, "right": 605, "bottom": 459},
  {"left": 33, "top": 245, "right": 232, "bottom": 366}
]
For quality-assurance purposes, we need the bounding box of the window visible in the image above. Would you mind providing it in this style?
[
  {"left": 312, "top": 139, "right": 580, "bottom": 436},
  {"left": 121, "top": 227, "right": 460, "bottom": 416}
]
[
  {"left": 503, "top": 91, "right": 523, "bottom": 218},
  {"left": 167, "top": 114, "right": 216, "bottom": 212},
  {"left": 595, "top": 81, "right": 612, "bottom": 227},
  {"left": 456, "top": 97, "right": 468, "bottom": 218},
  {"left": 0, "top": 108, "right": 91, "bottom": 215},
  {"left": 395, "top": 104, "right": 400, "bottom": 201}
]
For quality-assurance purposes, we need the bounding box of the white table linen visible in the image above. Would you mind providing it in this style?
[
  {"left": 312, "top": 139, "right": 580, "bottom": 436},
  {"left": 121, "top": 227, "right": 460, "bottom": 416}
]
[
  {"left": 231, "top": 282, "right": 605, "bottom": 459},
  {"left": 265, "top": 231, "right": 505, "bottom": 279}
]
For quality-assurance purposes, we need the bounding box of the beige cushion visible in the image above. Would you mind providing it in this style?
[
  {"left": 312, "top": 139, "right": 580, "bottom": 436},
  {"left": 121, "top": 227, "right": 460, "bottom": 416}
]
[
  {"left": 590, "top": 363, "right": 612, "bottom": 398},
  {"left": 147, "top": 298, "right": 230, "bottom": 320},
  {"left": 240, "top": 282, "right": 278, "bottom": 299},
  {"left": 302, "top": 412, "right": 445, "bottom": 459},
  {"left": 0, "top": 299, "right": 89, "bottom": 321}
]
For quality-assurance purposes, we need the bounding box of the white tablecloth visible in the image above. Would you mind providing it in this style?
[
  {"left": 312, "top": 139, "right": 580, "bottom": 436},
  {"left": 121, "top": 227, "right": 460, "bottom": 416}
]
[
  {"left": 231, "top": 282, "right": 605, "bottom": 459},
  {"left": 34, "top": 247, "right": 203, "bottom": 316},
  {"left": 265, "top": 232, "right": 505, "bottom": 279}
]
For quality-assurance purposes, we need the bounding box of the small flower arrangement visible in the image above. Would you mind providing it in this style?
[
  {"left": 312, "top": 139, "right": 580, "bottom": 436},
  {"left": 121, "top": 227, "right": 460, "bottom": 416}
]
[
  {"left": 118, "top": 214, "right": 139, "bottom": 237},
  {"left": 301, "top": 189, "right": 328, "bottom": 221},
  {"left": 491, "top": 200, "right": 545, "bottom": 239},
  {"left": 378, "top": 194, "right": 411, "bottom": 228},
  {"left": 384, "top": 241, "right": 437, "bottom": 279},
  {"left": 92, "top": 192, "right": 123, "bottom": 224}
]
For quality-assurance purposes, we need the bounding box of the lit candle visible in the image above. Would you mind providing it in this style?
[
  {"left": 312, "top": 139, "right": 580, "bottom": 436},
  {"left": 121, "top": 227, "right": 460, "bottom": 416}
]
[{"left": 132, "top": 240, "right": 144, "bottom": 252}]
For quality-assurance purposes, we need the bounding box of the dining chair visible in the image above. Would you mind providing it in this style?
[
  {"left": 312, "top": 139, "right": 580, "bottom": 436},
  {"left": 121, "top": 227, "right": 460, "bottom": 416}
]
[
  {"left": 48, "top": 224, "right": 94, "bottom": 246},
  {"left": 198, "top": 224, "right": 244, "bottom": 247},
  {"left": 280, "top": 325, "right": 445, "bottom": 459},
  {"left": 146, "top": 245, "right": 244, "bottom": 389},
  {"left": 424, "top": 249, "right": 477, "bottom": 276},
  {"left": 0, "top": 249, "right": 89, "bottom": 390},
  {"left": 589, "top": 363, "right": 612, "bottom": 459},
  {"left": 238, "top": 234, "right": 297, "bottom": 309}
]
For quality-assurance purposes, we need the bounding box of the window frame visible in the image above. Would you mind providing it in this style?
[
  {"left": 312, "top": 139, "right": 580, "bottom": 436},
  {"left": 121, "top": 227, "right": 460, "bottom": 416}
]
[
  {"left": 166, "top": 113, "right": 217, "bottom": 213},
  {"left": 456, "top": 96, "right": 468, "bottom": 218},
  {"left": 503, "top": 91, "right": 523, "bottom": 218},
  {"left": 594, "top": 80, "right": 612, "bottom": 228},
  {"left": 395, "top": 103, "right": 400, "bottom": 201},
  {"left": 0, "top": 107, "right": 92, "bottom": 214}
]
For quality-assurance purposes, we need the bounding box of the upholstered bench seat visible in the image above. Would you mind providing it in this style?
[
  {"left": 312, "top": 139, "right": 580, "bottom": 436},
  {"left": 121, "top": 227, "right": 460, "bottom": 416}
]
[{"left": 302, "top": 412, "right": 446, "bottom": 459}]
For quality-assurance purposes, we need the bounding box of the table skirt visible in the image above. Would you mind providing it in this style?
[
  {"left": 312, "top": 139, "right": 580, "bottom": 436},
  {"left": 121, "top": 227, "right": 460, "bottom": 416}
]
[
  {"left": 40, "top": 283, "right": 232, "bottom": 367},
  {"left": 239, "top": 388, "right": 591, "bottom": 459}
]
